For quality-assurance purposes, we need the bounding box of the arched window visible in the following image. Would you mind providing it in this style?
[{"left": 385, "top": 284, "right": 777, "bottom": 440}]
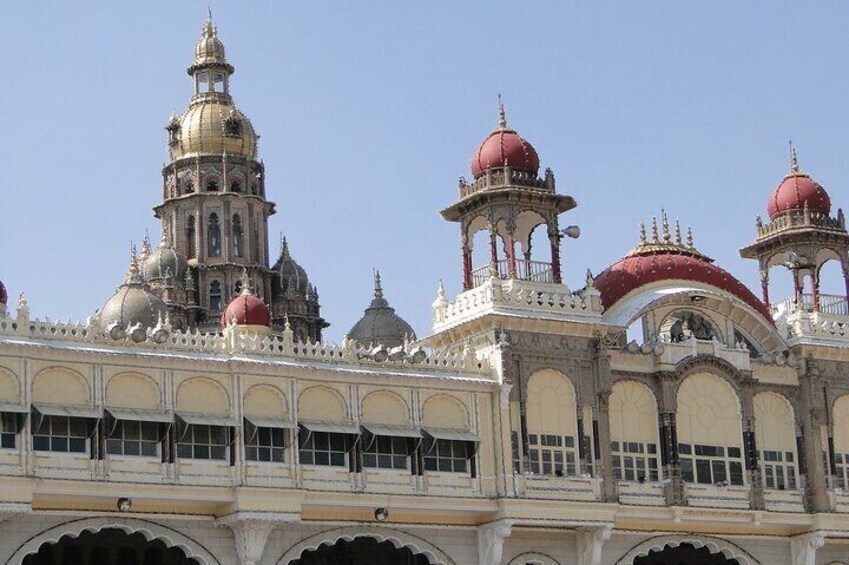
[
  {"left": 186, "top": 215, "right": 196, "bottom": 259},
  {"left": 207, "top": 213, "right": 221, "bottom": 257},
  {"left": 232, "top": 214, "right": 243, "bottom": 257},
  {"left": 209, "top": 281, "right": 222, "bottom": 312},
  {"left": 251, "top": 221, "right": 260, "bottom": 262},
  {"left": 677, "top": 373, "right": 744, "bottom": 485},
  {"left": 183, "top": 179, "right": 194, "bottom": 194},
  {"left": 754, "top": 392, "right": 798, "bottom": 490},
  {"left": 833, "top": 396, "right": 849, "bottom": 488},
  {"left": 230, "top": 180, "right": 242, "bottom": 193},
  {"left": 251, "top": 183, "right": 258, "bottom": 195},
  {"left": 526, "top": 370, "right": 577, "bottom": 476},
  {"left": 609, "top": 381, "right": 661, "bottom": 482},
  {"left": 206, "top": 178, "right": 219, "bottom": 192}
]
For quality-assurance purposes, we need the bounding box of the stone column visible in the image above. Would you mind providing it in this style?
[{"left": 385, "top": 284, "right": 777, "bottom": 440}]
[
  {"left": 576, "top": 525, "right": 612, "bottom": 565},
  {"left": 790, "top": 532, "right": 825, "bottom": 565},
  {"left": 740, "top": 381, "right": 764, "bottom": 510},
  {"left": 215, "top": 512, "right": 299, "bottom": 565},
  {"left": 477, "top": 519, "right": 514, "bottom": 565},
  {"left": 798, "top": 361, "right": 831, "bottom": 513},
  {"left": 596, "top": 388, "right": 616, "bottom": 501},
  {"left": 759, "top": 266, "right": 770, "bottom": 307}
]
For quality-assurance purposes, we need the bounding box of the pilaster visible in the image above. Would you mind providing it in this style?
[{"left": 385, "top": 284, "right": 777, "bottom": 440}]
[
  {"left": 477, "top": 519, "right": 513, "bottom": 565},
  {"left": 790, "top": 532, "right": 825, "bottom": 565},
  {"left": 576, "top": 525, "right": 612, "bottom": 565}
]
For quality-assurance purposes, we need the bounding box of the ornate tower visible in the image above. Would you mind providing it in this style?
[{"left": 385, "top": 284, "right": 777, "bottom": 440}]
[
  {"left": 440, "top": 104, "right": 577, "bottom": 290},
  {"left": 270, "top": 236, "right": 327, "bottom": 343},
  {"left": 154, "top": 15, "right": 275, "bottom": 328},
  {"left": 740, "top": 147, "right": 849, "bottom": 314}
]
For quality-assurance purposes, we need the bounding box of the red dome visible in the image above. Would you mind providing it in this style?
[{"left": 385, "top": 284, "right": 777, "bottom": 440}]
[
  {"left": 767, "top": 172, "right": 831, "bottom": 220},
  {"left": 595, "top": 251, "right": 773, "bottom": 322},
  {"left": 222, "top": 293, "right": 270, "bottom": 327},
  {"left": 0, "top": 280, "right": 6, "bottom": 305},
  {"left": 471, "top": 128, "right": 540, "bottom": 178}
]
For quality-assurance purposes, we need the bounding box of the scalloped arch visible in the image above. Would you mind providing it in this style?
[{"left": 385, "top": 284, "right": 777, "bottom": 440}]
[
  {"left": 508, "top": 551, "right": 560, "bottom": 565},
  {"left": 274, "top": 526, "right": 456, "bottom": 565},
  {"left": 7, "top": 517, "right": 221, "bottom": 565},
  {"left": 614, "top": 534, "right": 760, "bottom": 565}
]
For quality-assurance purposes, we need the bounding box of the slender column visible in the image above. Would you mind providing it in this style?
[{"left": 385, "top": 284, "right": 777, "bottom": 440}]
[
  {"left": 811, "top": 270, "right": 821, "bottom": 311},
  {"left": 506, "top": 232, "right": 517, "bottom": 278},
  {"left": 759, "top": 268, "right": 770, "bottom": 307},
  {"left": 793, "top": 270, "right": 803, "bottom": 306},
  {"left": 489, "top": 231, "right": 499, "bottom": 267},
  {"left": 549, "top": 233, "right": 562, "bottom": 284},
  {"left": 463, "top": 246, "right": 473, "bottom": 290}
]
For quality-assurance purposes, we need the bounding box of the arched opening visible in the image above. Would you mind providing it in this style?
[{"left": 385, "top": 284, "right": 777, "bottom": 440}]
[
  {"left": 232, "top": 214, "right": 243, "bottom": 258},
  {"left": 525, "top": 370, "right": 578, "bottom": 476},
  {"left": 633, "top": 543, "right": 739, "bottom": 564},
  {"left": 753, "top": 392, "right": 798, "bottom": 490},
  {"left": 209, "top": 281, "right": 222, "bottom": 312},
  {"left": 818, "top": 259, "right": 847, "bottom": 314},
  {"left": 288, "top": 537, "right": 430, "bottom": 564},
  {"left": 609, "top": 381, "right": 661, "bottom": 482},
  {"left": 207, "top": 214, "right": 221, "bottom": 257},
  {"left": 22, "top": 528, "right": 199, "bottom": 565},
  {"left": 186, "top": 216, "right": 196, "bottom": 260}
]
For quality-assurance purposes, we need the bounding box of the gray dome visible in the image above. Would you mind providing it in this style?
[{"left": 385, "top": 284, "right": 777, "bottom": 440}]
[
  {"left": 99, "top": 256, "right": 168, "bottom": 331},
  {"left": 142, "top": 236, "right": 188, "bottom": 283},
  {"left": 273, "top": 237, "right": 309, "bottom": 295},
  {"left": 347, "top": 272, "right": 416, "bottom": 348}
]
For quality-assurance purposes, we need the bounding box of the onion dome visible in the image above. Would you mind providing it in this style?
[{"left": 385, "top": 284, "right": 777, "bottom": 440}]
[
  {"left": 767, "top": 146, "right": 831, "bottom": 220},
  {"left": 594, "top": 211, "right": 772, "bottom": 322},
  {"left": 194, "top": 11, "right": 229, "bottom": 68},
  {"left": 142, "top": 228, "right": 188, "bottom": 283},
  {"left": 222, "top": 271, "right": 270, "bottom": 327},
  {"left": 273, "top": 236, "right": 310, "bottom": 296},
  {"left": 0, "top": 278, "right": 6, "bottom": 306},
  {"left": 347, "top": 271, "right": 416, "bottom": 348},
  {"left": 99, "top": 250, "right": 168, "bottom": 335},
  {"left": 470, "top": 103, "right": 540, "bottom": 178}
]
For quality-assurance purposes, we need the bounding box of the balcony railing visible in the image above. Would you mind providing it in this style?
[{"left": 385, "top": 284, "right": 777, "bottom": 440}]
[
  {"left": 771, "top": 293, "right": 849, "bottom": 317},
  {"left": 470, "top": 259, "right": 554, "bottom": 288}
]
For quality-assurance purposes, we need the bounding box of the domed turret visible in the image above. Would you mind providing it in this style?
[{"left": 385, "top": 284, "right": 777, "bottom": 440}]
[
  {"left": 470, "top": 103, "right": 539, "bottom": 178},
  {"left": 142, "top": 228, "right": 189, "bottom": 283},
  {"left": 767, "top": 146, "right": 831, "bottom": 220},
  {"left": 273, "top": 237, "right": 310, "bottom": 296},
  {"left": 222, "top": 271, "right": 271, "bottom": 328},
  {"left": 99, "top": 250, "right": 168, "bottom": 340},
  {"left": 347, "top": 271, "right": 416, "bottom": 348}
]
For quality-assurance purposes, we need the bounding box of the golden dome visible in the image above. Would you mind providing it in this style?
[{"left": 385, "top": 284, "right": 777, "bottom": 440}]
[
  {"left": 169, "top": 101, "right": 258, "bottom": 161},
  {"left": 193, "top": 15, "right": 230, "bottom": 69}
]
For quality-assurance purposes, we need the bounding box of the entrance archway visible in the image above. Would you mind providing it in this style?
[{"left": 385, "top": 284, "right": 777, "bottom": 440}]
[
  {"left": 22, "top": 528, "right": 198, "bottom": 565},
  {"left": 289, "top": 537, "right": 430, "bottom": 564},
  {"left": 634, "top": 543, "right": 739, "bottom": 565}
]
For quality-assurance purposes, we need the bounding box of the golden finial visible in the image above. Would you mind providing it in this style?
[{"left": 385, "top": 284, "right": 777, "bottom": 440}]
[
  {"left": 497, "top": 93, "right": 507, "bottom": 129},
  {"left": 674, "top": 219, "right": 682, "bottom": 245},
  {"left": 651, "top": 216, "right": 659, "bottom": 243},
  {"left": 639, "top": 221, "right": 647, "bottom": 244},
  {"left": 661, "top": 209, "right": 671, "bottom": 243},
  {"left": 789, "top": 140, "right": 800, "bottom": 174},
  {"left": 203, "top": 6, "right": 217, "bottom": 38}
]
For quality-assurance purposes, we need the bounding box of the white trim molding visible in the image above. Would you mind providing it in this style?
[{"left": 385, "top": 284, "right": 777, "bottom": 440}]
[
  {"left": 274, "top": 525, "right": 457, "bottom": 565},
  {"left": 6, "top": 516, "right": 221, "bottom": 565},
  {"left": 614, "top": 534, "right": 760, "bottom": 565}
]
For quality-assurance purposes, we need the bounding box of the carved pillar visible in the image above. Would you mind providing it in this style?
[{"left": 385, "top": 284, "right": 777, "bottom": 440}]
[
  {"left": 799, "top": 362, "right": 831, "bottom": 513},
  {"left": 659, "top": 412, "right": 684, "bottom": 505},
  {"left": 549, "top": 231, "right": 562, "bottom": 284},
  {"left": 790, "top": 532, "right": 825, "bottom": 565},
  {"left": 596, "top": 388, "right": 615, "bottom": 501},
  {"left": 215, "top": 512, "right": 298, "bottom": 565},
  {"left": 576, "top": 525, "right": 612, "bottom": 565},
  {"left": 759, "top": 266, "right": 770, "bottom": 307},
  {"left": 811, "top": 268, "right": 821, "bottom": 311},
  {"left": 793, "top": 269, "right": 803, "bottom": 306},
  {"left": 506, "top": 232, "right": 517, "bottom": 278},
  {"left": 462, "top": 234, "right": 473, "bottom": 290},
  {"left": 477, "top": 519, "right": 514, "bottom": 565}
]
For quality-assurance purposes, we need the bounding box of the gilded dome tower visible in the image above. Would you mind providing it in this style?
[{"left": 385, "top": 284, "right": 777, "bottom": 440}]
[{"left": 154, "top": 14, "right": 277, "bottom": 329}]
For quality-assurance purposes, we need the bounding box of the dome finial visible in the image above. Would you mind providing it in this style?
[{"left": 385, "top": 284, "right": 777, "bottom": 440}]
[
  {"left": 638, "top": 221, "right": 647, "bottom": 244},
  {"left": 675, "top": 219, "right": 682, "bottom": 245},
  {"left": 661, "top": 209, "right": 671, "bottom": 243},
  {"left": 140, "top": 231, "right": 152, "bottom": 259},
  {"left": 497, "top": 93, "right": 507, "bottom": 129},
  {"left": 651, "top": 216, "right": 659, "bottom": 243},
  {"left": 279, "top": 234, "right": 290, "bottom": 258},
  {"left": 124, "top": 243, "right": 144, "bottom": 286},
  {"left": 789, "top": 140, "right": 800, "bottom": 173},
  {"left": 240, "top": 268, "right": 252, "bottom": 296},
  {"left": 374, "top": 269, "right": 384, "bottom": 299},
  {"left": 203, "top": 7, "right": 216, "bottom": 38}
]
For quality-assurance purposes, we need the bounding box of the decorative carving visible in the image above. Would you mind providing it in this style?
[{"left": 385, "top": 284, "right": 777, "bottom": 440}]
[
  {"left": 477, "top": 519, "right": 514, "bottom": 565},
  {"left": 215, "top": 512, "right": 299, "bottom": 565},
  {"left": 790, "top": 532, "right": 825, "bottom": 565},
  {"left": 576, "top": 525, "right": 612, "bottom": 565}
]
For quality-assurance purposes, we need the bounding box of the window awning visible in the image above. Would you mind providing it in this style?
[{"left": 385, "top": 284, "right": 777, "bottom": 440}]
[
  {"left": 362, "top": 424, "right": 422, "bottom": 439},
  {"left": 299, "top": 420, "right": 361, "bottom": 435},
  {"left": 32, "top": 403, "right": 102, "bottom": 420},
  {"left": 422, "top": 427, "right": 479, "bottom": 442},
  {"left": 176, "top": 413, "right": 238, "bottom": 427},
  {"left": 244, "top": 416, "right": 298, "bottom": 430},
  {"left": 0, "top": 402, "right": 29, "bottom": 414},
  {"left": 106, "top": 407, "right": 173, "bottom": 423}
]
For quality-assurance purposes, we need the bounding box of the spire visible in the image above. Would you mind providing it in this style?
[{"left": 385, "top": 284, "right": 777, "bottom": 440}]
[
  {"left": 124, "top": 244, "right": 144, "bottom": 286},
  {"left": 374, "top": 269, "right": 384, "bottom": 299},
  {"left": 627, "top": 210, "right": 710, "bottom": 261},
  {"left": 497, "top": 94, "right": 507, "bottom": 129},
  {"left": 203, "top": 7, "right": 216, "bottom": 39},
  {"left": 674, "top": 219, "right": 682, "bottom": 245},
  {"left": 651, "top": 216, "right": 659, "bottom": 243},
  {"left": 140, "top": 231, "right": 152, "bottom": 259},
  {"left": 789, "top": 140, "right": 800, "bottom": 174},
  {"left": 661, "top": 209, "right": 671, "bottom": 243},
  {"left": 639, "top": 221, "right": 647, "bottom": 244},
  {"left": 279, "top": 234, "right": 290, "bottom": 259}
]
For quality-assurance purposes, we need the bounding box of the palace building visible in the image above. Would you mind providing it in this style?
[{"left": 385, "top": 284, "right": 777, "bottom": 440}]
[{"left": 3, "top": 15, "right": 849, "bottom": 565}]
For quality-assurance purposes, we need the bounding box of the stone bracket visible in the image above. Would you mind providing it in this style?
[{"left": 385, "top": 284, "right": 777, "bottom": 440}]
[{"left": 215, "top": 511, "right": 300, "bottom": 565}]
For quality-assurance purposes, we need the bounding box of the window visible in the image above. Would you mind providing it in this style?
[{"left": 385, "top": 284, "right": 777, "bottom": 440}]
[
  {"left": 207, "top": 179, "right": 219, "bottom": 192},
  {"left": 183, "top": 179, "right": 194, "bottom": 193},
  {"left": 232, "top": 214, "right": 243, "bottom": 257},
  {"left": 424, "top": 439, "right": 469, "bottom": 473},
  {"left": 33, "top": 416, "right": 87, "bottom": 453},
  {"left": 760, "top": 449, "right": 796, "bottom": 490},
  {"left": 208, "top": 213, "right": 221, "bottom": 257},
  {"left": 611, "top": 441, "right": 659, "bottom": 481},
  {"left": 177, "top": 424, "right": 228, "bottom": 460},
  {"left": 209, "top": 281, "right": 222, "bottom": 312},
  {"left": 230, "top": 180, "right": 242, "bottom": 193},
  {"left": 195, "top": 71, "right": 209, "bottom": 93},
  {"left": 106, "top": 420, "right": 159, "bottom": 457},
  {"left": 527, "top": 433, "right": 576, "bottom": 476},
  {"left": 186, "top": 215, "right": 196, "bottom": 259},
  {"left": 225, "top": 118, "right": 242, "bottom": 136},
  {"left": 679, "top": 443, "right": 744, "bottom": 485},
  {"left": 363, "top": 436, "right": 408, "bottom": 470},
  {"left": 1, "top": 413, "right": 18, "bottom": 449},
  {"left": 299, "top": 431, "right": 347, "bottom": 467},
  {"left": 245, "top": 427, "right": 286, "bottom": 463}
]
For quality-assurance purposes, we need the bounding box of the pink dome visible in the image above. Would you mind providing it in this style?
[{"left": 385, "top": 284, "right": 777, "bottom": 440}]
[
  {"left": 471, "top": 128, "right": 540, "bottom": 178},
  {"left": 767, "top": 171, "right": 831, "bottom": 220},
  {"left": 222, "top": 292, "right": 270, "bottom": 327}
]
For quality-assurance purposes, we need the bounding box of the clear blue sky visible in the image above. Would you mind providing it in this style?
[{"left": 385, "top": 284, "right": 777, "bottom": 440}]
[{"left": 2, "top": 2, "right": 848, "bottom": 340}]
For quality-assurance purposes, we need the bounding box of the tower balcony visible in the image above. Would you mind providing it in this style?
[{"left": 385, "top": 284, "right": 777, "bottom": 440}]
[
  {"left": 771, "top": 293, "right": 849, "bottom": 345},
  {"left": 470, "top": 259, "right": 554, "bottom": 288},
  {"left": 771, "top": 293, "right": 849, "bottom": 317}
]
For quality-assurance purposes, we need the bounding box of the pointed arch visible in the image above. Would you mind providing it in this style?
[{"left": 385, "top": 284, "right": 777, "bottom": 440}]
[{"left": 614, "top": 534, "right": 759, "bottom": 565}]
